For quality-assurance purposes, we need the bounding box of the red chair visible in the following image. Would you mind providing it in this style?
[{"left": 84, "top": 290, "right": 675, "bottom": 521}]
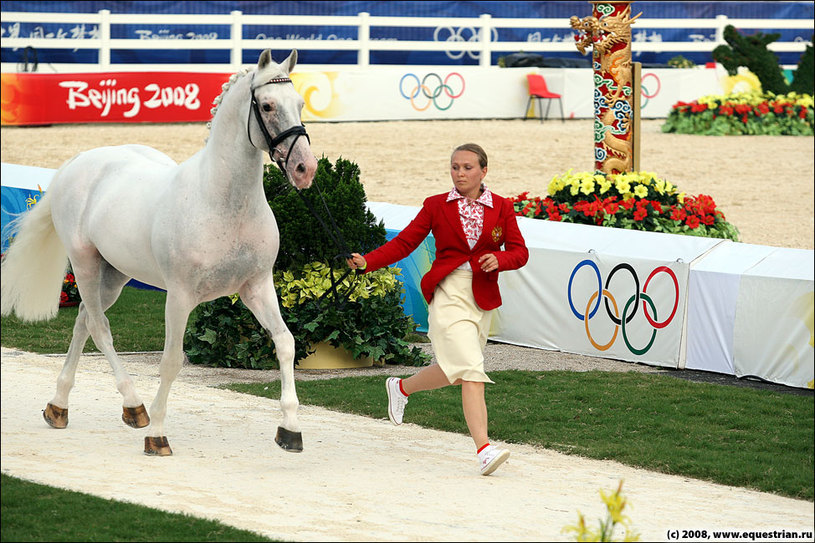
[{"left": 525, "top": 73, "right": 564, "bottom": 123}]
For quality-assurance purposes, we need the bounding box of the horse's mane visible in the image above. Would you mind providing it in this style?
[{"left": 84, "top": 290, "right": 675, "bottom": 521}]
[{"left": 206, "top": 67, "right": 252, "bottom": 135}]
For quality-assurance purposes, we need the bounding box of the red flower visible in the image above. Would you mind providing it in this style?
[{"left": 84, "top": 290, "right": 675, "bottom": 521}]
[
  {"left": 633, "top": 206, "right": 648, "bottom": 221},
  {"left": 60, "top": 291, "right": 68, "bottom": 303},
  {"left": 685, "top": 215, "right": 701, "bottom": 229},
  {"left": 800, "top": 107, "right": 808, "bottom": 119},
  {"left": 670, "top": 206, "right": 686, "bottom": 221},
  {"left": 757, "top": 102, "right": 769, "bottom": 115},
  {"left": 719, "top": 105, "right": 734, "bottom": 116}
]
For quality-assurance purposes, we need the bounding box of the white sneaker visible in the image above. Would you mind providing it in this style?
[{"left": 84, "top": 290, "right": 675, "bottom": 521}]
[
  {"left": 386, "top": 377, "right": 409, "bottom": 425},
  {"left": 478, "top": 445, "right": 510, "bottom": 476}
]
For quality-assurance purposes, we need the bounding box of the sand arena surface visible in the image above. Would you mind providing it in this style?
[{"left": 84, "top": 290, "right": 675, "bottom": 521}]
[
  {"left": 1, "top": 120, "right": 814, "bottom": 541},
  {"left": 1, "top": 119, "right": 813, "bottom": 249}
]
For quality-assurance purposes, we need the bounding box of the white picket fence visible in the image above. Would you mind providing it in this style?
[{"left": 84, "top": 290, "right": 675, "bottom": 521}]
[{"left": 1, "top": 9, "right": 812, "bottom": 72}]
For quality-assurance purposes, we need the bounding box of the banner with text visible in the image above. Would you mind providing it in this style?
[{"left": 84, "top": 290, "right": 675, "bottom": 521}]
[{"left": 1, "top": 71, "right": 230, "bottom": 125}]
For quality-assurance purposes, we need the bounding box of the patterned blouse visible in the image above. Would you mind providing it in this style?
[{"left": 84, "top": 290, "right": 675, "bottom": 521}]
[{"left": 446, "top": 186, "right": 494, "bottom": 270}]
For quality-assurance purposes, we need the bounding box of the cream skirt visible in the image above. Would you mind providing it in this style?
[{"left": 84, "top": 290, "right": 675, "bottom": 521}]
[{"left": 427, "top": 269, "right": 494, "bottom": 384}]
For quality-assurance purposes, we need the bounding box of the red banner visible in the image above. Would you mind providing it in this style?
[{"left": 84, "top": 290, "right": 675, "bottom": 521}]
[{"left": 1, "top": 72, "right": 232, "bottom": 126}]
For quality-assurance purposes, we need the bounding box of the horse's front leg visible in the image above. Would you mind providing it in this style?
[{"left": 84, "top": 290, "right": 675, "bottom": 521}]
[
  {"left": 144, "top": 290, "right": 195, "bottom": 456},
  {"left": 240, "top": 276, "right": 302, "bottom": 452}
]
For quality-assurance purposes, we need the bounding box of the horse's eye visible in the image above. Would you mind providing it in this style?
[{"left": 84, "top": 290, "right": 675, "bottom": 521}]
[{"left": 262, "top": 103, "right": 273, "bottom": 113}]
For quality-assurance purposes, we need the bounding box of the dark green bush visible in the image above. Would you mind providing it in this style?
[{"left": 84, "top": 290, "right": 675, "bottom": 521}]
[
  {"left": 265, "top": 157, "right": 386, "bottom": 270},
  {"left": 713, "top": 26, "right": 813, "bottom": 96},
  {"left": 790, "top": 40, "right": 814, "bottom": 95},
  {"left": 184, "top": 156, "right": 430, "bottom": 369}
]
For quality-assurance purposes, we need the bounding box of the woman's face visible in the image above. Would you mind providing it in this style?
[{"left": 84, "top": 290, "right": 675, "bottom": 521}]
[{"left": 450, "top": 150, "right": 487, "bottom": 199}]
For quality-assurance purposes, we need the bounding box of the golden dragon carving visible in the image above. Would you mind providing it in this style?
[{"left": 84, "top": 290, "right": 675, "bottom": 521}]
[{"left": 571, "top": 4, "right": 642, "bottom": 174}]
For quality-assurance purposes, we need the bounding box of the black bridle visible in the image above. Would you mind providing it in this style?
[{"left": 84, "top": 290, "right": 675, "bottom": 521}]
[
  {"left": 249, "top": 74, "right": 356, "bottom": 307},
  {"left": 248, "top": 75, "right": 310, "bottom": 172}
]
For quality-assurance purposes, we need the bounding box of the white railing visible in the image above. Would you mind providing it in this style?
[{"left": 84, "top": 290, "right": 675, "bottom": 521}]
[{"left": 1, "top": 10, "right": 812, "bottom": 72}]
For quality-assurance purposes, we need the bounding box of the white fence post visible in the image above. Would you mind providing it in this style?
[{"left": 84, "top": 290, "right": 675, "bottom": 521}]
[
  {"left": 714, "top": 14, "right": 728, "bottom": 45},
  {"left": 358, "top": 11, "right": 370, "bottom": 67},
  {"left": 479, "top": 13, "right": 492, "bottom": 67},
  {"left": 99, "top": 9, "right": 110, "bottom": 70},
  {"left": 230, "top": 10, "right": 242, "bottom": 71}
]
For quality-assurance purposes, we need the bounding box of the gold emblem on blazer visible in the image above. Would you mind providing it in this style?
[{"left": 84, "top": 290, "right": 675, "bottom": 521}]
[{"left": 491, "top": 226, "right": 503, "bottom": 243}]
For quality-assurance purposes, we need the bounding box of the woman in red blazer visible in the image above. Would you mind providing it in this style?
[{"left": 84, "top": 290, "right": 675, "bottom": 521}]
[{"left": 347, "top": 143, "right": 528, "bottom": 475}]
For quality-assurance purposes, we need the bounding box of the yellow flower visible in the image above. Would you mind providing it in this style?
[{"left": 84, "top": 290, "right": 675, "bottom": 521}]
[
  {"left": 677, "top": 191, "right": 686, "bottom": 204},
  {"left": 600, "top": 488, "right": 627, "bottom": 524},
  {"left": 580, "top": 179, "right": 595, "bottom": 196},
  {"left": 615, "top": 178, "right": 631, "bottom": 195},
  {"left": 653, "top": 179, "right": 666, "bottom": 194},
  {"left": 598, "top": 177, "right": 612, "bottom": 194},
  {"left": 633, "top": 185, "right": 648, "bottom": 199}
]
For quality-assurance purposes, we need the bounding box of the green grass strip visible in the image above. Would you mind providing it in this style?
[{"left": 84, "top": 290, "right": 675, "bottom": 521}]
[{"left": 0, "top": 473, "right": 278, "bottom": 542}]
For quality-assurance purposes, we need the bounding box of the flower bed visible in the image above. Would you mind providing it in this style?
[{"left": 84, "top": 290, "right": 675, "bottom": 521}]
[
  {"left": 510, "top": 170, "right": 740, "bottom": 241},
  {"left": 60, "top": 266, "right": 81, "bottom": 307},
  {"left": 662, "top": 90, "right": 813, "bottom": 136}
]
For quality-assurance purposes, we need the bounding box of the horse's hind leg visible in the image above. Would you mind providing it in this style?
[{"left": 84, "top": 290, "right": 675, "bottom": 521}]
[
  {"left": 144, "top": 289, "right": 196, "bottom": 456},
  {"left": 46, "top": 259, "right": 148, "bottom": 429},
  {"left": 240, "top": 276, "right": 302, "bottom": 452}
]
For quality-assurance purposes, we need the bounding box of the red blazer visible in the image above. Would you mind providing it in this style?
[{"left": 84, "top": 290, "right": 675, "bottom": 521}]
[{"left": 362, "top": 192, "right": 529, "bottom": 311}]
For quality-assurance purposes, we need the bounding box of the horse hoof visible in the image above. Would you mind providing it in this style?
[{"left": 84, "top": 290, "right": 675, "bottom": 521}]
[
  {"left": 43, "top": 403, "right": 68, "bottom": 429},
  {"left": 144, "top": 436, "right": 173, "bottom": 456},
  {"left": 275, "top": 426, "right": 303, "bottom": 452},
  {"left": 122, "top": 405, "right": 150, "bottom": 428}
]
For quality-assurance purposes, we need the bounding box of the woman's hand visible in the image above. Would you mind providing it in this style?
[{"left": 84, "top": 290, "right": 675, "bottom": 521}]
[
  {"left": 346, "top": 252, "right": 367, "bottom": 270},
  {"left": 478, "top": 253, "right": 499, "bottom": 272}
]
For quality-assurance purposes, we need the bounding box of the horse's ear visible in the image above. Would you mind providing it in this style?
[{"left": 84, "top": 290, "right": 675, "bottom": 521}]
[
  {"left": 283, "top": 49, "right": 298, "bottom": 74},
  {"left": 258, "top": 49, "right": 272, "bottom": 69}
]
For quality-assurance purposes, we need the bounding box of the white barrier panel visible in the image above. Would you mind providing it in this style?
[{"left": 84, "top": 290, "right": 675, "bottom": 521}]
[
  {"left": 685, "top": 242, "right": 777, "bottom": 376},
  {"left": 491, "top": 218, "right": 724, "bottom": 368},
  {"left": 294, "top": 66, "right": 727, "bottom": 121},
  {"left": 733, "top": 248, "right": 814, "bottom": 389}
]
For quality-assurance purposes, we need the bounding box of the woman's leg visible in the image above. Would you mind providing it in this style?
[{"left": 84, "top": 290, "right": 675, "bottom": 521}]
[
  {"left": 461, "top": 380, "right": 489, "bottom": 449},
  {"left": 401, "top": 363, "right": 454, "bottom": 395}
]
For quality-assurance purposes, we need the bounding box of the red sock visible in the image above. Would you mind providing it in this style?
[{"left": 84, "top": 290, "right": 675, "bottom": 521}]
[
  {"left": 477, "top": 443, "right": 490, "bottom": 454},
  {"left": 398, "top": 379, "right": 410, "bottom": 397}
]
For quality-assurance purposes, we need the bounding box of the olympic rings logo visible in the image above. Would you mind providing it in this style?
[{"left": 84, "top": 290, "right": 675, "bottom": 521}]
[
  {"left": 567, "top": 260, "right": 679, "bottom": 355},
  {"left": 399, "top": 72, "right": 465, "bottom": 111},
  {"left": 433, "top": 26, "right": 499, "bottom": 60},
  {"left": 640, "top": 72, "right": 661, "bottom": 109}
]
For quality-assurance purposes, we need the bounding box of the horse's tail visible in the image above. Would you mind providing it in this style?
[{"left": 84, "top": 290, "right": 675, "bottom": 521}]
[{"left": 1, "top": 191, "right": 68, "bottom": 322}]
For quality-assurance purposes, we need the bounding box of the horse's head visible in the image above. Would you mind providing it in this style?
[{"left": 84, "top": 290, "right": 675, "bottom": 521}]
[{"left": 250, "top": 49, "right": 317, "bottom": 189}]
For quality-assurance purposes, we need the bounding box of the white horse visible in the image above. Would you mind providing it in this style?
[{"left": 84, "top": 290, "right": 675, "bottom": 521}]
[{"left": 1, "top": 49, "right": 317, "bottom": 455}]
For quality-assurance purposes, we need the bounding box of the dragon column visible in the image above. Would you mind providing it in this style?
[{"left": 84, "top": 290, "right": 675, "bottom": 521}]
[{"left": 571, "top": 1, "right": 642, "bottom": 174}]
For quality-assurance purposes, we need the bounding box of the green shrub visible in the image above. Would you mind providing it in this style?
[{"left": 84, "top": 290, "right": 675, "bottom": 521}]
[
  {"left": 265, "top": 157, "right": 386, "bottom": 270},
  {"left": 712, "top": 25, "right": 813, "bottom": 96},
  {"left": 184, "top": 156, "right": 430, "bottom": 369}
]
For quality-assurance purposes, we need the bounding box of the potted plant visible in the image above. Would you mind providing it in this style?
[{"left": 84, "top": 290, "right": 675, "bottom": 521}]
[{"left": 184, "top": 157, "right": 429, "bottom": 370}]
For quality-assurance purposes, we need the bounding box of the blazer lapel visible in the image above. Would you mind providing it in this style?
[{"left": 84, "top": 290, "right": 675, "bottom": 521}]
[{"left": 442, "top": 197, "right": 470, "bottom": 249}]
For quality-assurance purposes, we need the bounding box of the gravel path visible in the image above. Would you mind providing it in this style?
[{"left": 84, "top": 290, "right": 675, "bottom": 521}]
[{"left": 2, "top": 346, "right": 813, "bottom": 543}]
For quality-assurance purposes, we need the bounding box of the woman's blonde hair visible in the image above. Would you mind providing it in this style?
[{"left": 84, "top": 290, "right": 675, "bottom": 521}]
[{"left": 452, "top": 143, "right": 488, "bottom": 169}]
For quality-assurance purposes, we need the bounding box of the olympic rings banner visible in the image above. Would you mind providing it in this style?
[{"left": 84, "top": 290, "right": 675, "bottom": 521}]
[
  {"left": 561, "top": 255, "right": 687, "bottom": 365},
  {"left": 2, "top": 66, "right": 735, "bottom": 125}
]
